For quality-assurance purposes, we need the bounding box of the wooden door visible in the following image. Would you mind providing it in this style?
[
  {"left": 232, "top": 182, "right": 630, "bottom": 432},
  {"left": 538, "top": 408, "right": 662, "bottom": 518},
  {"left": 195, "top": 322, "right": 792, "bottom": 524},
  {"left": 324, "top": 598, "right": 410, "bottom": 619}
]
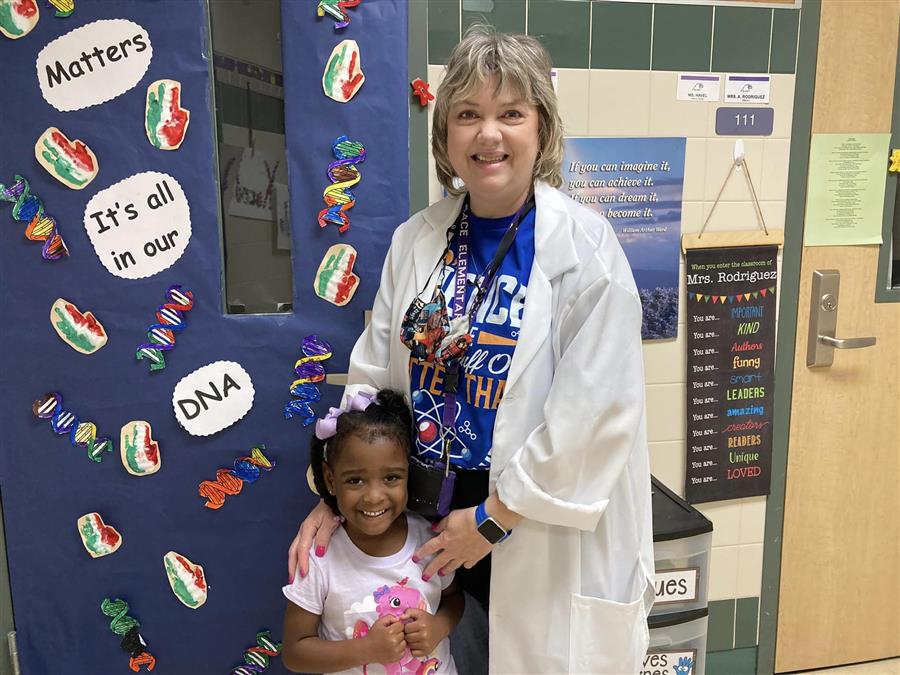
[{"left": 776, "top": 1, "right": 900, "bottom": 671}]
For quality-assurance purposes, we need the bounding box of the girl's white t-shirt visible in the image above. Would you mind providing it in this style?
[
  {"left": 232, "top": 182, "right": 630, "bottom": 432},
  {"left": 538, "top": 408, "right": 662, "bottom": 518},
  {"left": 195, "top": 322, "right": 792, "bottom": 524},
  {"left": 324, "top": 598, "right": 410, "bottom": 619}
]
[{"left": 283, "top": 512, "right": 457, "bottom": 675}]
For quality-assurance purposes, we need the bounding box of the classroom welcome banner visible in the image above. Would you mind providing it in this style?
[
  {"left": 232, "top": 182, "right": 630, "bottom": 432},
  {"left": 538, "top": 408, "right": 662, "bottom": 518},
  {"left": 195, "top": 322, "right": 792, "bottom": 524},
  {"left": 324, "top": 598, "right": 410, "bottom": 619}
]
[{"left": 684, "top": 246, "right": 777, "bottom": 503}]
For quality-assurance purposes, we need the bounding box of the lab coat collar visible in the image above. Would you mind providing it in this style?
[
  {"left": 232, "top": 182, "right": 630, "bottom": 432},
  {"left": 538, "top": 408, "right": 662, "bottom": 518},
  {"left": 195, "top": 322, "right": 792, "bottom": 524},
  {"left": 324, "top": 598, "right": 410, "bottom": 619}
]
[{"left": 414, "top": 181, "right": 579, "bottom": 291}]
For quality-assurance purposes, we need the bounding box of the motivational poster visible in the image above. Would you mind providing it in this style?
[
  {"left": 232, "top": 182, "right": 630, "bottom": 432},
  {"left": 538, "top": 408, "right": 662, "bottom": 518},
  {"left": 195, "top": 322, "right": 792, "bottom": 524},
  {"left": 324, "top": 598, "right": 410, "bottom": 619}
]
[
  {"left": 83, "top": 172, "right": 191, "bottom": 279},
  {"left": 562, "top": 137, "right": 686, "bottom": 339},
  {"left": 36, "top": 19, "right": 153, "bottom": 112},
  {"left": 684, "top": 246, "right": 777, "bottom": 503}
]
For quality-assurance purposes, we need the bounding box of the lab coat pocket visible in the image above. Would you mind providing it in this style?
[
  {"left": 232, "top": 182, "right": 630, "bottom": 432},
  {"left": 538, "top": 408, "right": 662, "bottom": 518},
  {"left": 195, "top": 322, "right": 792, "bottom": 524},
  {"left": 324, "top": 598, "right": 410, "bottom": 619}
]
[{"left": 568, "top": 589, "right": 649, "bottom": 675}]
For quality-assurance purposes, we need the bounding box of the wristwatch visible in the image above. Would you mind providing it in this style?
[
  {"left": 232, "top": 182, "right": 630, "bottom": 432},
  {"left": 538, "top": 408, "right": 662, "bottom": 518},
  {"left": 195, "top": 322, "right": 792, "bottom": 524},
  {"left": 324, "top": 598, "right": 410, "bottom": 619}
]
[{"left": 475, "top": 501, "right": 511, "bottom": 544}]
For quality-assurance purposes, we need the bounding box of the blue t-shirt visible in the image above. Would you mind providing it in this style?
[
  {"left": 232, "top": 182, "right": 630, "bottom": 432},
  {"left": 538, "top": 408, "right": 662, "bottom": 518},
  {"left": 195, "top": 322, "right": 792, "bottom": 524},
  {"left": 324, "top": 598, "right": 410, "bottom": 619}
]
[{"left": 409, "top": 209, "right": 535, "bottom": 469}]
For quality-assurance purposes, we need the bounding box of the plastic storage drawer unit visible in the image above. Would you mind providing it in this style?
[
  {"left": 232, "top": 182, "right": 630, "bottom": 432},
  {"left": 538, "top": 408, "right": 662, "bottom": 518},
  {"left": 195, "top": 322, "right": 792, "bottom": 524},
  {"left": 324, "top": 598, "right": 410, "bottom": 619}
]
[
  {"left": 644, "top": 607, "right": 708, "bottom": 675},
  {"left": 651, "top": 477, "right": 713, "bottom": 616}
]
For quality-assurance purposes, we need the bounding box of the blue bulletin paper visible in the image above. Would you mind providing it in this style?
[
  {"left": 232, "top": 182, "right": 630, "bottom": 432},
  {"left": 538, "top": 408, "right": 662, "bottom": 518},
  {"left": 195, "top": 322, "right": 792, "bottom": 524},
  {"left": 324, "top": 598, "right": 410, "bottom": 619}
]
[
  {"left": 0, "top": 1, "right": 408, "bottom": 673},
  {"left": 561, "top": 138, "right": 686, "bottom": 340}
]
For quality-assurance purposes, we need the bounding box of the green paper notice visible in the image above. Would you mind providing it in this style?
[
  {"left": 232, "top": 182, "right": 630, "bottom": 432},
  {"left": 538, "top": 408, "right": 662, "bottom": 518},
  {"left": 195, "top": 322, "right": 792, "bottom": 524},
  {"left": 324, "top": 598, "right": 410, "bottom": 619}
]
[{"left": 804, "top": 133, "right": 890, "bottom": 246}]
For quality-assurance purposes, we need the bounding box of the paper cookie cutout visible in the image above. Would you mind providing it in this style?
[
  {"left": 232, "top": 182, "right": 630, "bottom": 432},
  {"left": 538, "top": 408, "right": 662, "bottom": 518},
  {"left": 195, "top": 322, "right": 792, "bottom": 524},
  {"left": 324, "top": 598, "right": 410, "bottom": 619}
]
[
  {"left": 37, "top": 19, "right": 153, "bottom": 112},
  {"left": 50, "top": 298, "right": 107, "bottom": 354},
  {"left": 46, "top": 0, "right": 73, "bottom": 18},
  {"left": 173, "top": 360, "right": 255, "bottom": 436},
  {"left": 136, "top": 285, "right": 194, "bottom": 372},
  {"left": 77, "top": 512, "right": 122, "bottom": 558},
  {"left": 231, "top": 630, "right": 282, "bottom": 675},
  {"left": 100, "top": 598, "right": 156, "bottom": 672},
  {"left": 318, "top": 135, "right": 365, "bottom": 233},
  {"left": 0, "top": 0, "right": 39, "bottom": 39},
  {"left": 315, "top": 243, "right": 359, "bottom": 306},
  {"left": 410, "top": 78, "right": 434, "bottom": 107},
  {"left": 0, "top": 175, "right": 68, "bottom": 260},
  {"left": 317, "top": 0, "right": 359, "bottom": 30},
  {"left": 322, "top": 39, "right": 364, "bottom": 103},
  {"left": 34, "top": 127, "right": 98, "bottom": 190},
  {"left": 120, "top": 421, "right": 161, "bottom": 476},
  {"left": 198, "top": 445, "right": 274, "bottom": 510},
  {"left": 33, "top": 391, "right": 113, "bottom": 462},
  {"left": 163, "top": 551, "right": 208, "bottom": 609},
  {"left": 145, "top": 79, "right": 190, "bottom": 150}
]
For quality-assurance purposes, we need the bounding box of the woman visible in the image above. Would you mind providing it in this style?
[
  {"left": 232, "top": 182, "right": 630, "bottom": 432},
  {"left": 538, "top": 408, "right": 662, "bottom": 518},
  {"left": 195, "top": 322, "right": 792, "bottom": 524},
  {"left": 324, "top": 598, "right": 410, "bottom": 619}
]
[{"left": 289, "top": 26, "right": 654, "bottom": 674}]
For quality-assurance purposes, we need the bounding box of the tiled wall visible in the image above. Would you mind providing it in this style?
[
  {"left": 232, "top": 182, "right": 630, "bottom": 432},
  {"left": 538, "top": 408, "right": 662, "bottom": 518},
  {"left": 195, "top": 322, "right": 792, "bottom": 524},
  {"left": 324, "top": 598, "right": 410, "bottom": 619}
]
[{"left": 424, "top": 0, "right": 801, "bottom": 654}]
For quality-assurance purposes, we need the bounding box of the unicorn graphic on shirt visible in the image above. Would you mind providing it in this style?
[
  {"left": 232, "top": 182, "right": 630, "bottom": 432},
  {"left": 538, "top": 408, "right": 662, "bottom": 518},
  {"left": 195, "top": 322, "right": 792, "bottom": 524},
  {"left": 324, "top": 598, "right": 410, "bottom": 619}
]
[{"left": 352, "top": 577, "right": 441, "bottom": 675}]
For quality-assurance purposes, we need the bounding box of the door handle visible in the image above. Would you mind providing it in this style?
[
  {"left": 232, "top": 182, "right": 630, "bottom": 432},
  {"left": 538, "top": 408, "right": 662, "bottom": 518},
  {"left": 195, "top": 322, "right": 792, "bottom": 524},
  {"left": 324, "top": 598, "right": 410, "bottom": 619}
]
[{"left": 807, "top": 269, "right": 877, "bottom": 368}]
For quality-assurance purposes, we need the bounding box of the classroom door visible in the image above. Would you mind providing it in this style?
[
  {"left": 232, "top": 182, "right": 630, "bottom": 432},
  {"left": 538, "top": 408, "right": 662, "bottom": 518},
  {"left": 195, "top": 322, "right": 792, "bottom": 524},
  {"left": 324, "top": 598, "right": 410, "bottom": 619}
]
[{"left": 774, "top": 2, "right": 900, "bottom": 671}]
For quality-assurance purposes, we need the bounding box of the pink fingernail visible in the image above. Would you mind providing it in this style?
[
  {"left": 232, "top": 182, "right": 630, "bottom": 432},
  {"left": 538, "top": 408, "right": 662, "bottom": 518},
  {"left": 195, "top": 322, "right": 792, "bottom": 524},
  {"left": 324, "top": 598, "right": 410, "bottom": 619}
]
[
  {"left": 422, "top": 574, "right": 430, "bottom": 582},
  {"left": 438, "top": 570, "right": 445, "bottom": 577},
  {"left": 412, "top": 555, "right": 421, "bottom": 563},
  {"left": 430, "top": 523, "right": 439, "bottom": 532},
  {"left": 300, "top": 569, "right": 306, "bottom": 578},
  {"left": 316, "top": 546, "right": 326, "bottom": 557}
]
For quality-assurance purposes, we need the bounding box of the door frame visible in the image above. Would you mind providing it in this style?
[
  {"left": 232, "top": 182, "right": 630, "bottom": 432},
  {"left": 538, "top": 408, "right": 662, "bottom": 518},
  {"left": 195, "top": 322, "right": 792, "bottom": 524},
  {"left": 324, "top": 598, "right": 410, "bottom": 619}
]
[{"left": 755, "top": 0, "right": 820, "bottom": 672}]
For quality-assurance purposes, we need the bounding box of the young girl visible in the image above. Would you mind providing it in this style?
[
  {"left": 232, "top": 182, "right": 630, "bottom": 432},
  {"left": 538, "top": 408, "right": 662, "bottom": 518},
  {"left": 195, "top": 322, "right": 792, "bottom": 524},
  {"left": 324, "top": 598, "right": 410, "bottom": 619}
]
[{"left": 282, "top": 387, "right": 462, "bottom": 675}]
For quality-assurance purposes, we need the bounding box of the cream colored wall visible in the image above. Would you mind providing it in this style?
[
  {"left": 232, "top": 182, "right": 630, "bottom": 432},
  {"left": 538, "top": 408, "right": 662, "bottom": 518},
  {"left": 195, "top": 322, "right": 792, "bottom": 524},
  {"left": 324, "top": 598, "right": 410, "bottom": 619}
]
[{"left": 426, "top": 63, "right": 795, "bottom": 605}]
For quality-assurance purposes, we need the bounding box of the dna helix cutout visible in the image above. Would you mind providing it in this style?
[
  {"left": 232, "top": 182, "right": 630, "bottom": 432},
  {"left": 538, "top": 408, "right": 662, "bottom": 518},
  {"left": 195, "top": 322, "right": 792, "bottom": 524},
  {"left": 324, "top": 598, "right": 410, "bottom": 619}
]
[
  {"left": 100, "top": 598, "right": 156, "bottom": 672},
  {"left": 317, "top": 0, "right": 361, "bottom": 30},
  {"left": 284, "top": 335, "right": 333, "bottom": 426},
  {"left": 198, "top": 445, "right": 275, "bottom": 510},
  {"left": 136, "top": 285, "right": 194, "bottom": 372},
  {"left": 0, "top": 175, "right": 69, "bottom": 260},
  {"left": 317, "top": 136, "right": 366, "bottom": 234},
  {"left": 230, "top": 630, "right": 282, "bottom": 675},
  {"left": 32, "top": 391, "right": 113, "bottom": 463}
]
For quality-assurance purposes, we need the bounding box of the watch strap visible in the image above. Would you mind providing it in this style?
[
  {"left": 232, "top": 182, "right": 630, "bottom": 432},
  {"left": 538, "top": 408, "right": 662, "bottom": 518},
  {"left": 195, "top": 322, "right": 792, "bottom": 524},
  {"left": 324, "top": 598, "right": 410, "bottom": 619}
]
[{"left": 475, "top": 500, "right": 511, "bottom": 542}]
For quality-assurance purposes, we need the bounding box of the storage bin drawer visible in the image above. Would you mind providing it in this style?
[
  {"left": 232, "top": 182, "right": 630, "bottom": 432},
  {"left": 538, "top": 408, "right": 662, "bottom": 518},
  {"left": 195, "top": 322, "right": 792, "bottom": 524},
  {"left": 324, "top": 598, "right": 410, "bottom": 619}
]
[{"left": 644, "top": 608, "right": 708, "bottom": 675}]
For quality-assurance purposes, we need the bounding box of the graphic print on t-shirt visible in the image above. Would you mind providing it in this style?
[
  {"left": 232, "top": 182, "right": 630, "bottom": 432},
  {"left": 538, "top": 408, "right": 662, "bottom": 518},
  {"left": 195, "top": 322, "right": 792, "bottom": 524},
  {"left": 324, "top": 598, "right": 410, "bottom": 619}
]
[
  {"left": 347, "top": 577, "right": 441, "bottom": 674},
  {"left": 410, "top": 210, "right": 535, "bottom": 469}
]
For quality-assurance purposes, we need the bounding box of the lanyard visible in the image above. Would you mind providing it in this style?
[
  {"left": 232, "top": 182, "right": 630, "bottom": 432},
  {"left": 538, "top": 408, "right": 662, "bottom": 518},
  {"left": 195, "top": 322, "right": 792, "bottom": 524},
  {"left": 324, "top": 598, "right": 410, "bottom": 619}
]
[{"left": 441, "top": 194, "right": 534, "bottom": 434}]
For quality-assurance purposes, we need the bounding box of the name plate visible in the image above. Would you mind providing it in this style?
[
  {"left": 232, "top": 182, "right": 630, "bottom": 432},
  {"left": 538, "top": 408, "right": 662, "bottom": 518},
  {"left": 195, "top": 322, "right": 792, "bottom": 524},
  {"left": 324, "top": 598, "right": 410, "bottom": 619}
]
[
  {"left": 654, "top": 568, "right": 699, "bottom": 605},
  {"left": 642, "top": 650, "right": 697, "bottom": 675},
  {"left": 716, "top": 107, "right": 774, "bottom": 136}
]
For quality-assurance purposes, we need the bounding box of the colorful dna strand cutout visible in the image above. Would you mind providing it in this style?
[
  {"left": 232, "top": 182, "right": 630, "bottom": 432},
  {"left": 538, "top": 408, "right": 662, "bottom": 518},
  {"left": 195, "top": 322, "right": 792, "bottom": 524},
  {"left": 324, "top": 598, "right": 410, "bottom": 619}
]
[
  {"left": 317, "top": 136, "right": 366, "bottom": 234},
  {"left": 317, "top": 0, "right": 360, "bottom": 30},
  {"left": 136, "top": 285, "right": 194, "bottom": 372},
  {"left": 33, "top": 392, "right": 113, "bottom": 463},
  {"left": 231, "top": 630, "right": 282, "bottom": 675},
  {"left": 198, "top": 445, "right": 274, "bottom": 510},
  {"left": 100, "top": 598, "right": 156, "bottom": 672},
  {"left": 0, "top": 175, "right": 68, "bottom": 260},
  {"left": 284, "top": 335, "right": 333, "bottom": 426}
]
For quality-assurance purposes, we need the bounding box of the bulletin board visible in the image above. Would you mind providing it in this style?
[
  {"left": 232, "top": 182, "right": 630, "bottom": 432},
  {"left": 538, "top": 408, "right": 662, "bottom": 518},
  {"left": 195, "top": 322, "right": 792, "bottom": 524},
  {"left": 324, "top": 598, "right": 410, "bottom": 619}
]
[{"left": 0, "top": 1, "right": 408, "bottom": 673}]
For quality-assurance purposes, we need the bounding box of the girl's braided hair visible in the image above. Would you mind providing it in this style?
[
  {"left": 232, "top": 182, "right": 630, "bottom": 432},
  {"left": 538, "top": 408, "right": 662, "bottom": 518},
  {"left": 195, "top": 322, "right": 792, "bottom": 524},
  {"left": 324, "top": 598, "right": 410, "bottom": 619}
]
[{"left": 309, "top": 388, "right": 413, "bottom": 514}]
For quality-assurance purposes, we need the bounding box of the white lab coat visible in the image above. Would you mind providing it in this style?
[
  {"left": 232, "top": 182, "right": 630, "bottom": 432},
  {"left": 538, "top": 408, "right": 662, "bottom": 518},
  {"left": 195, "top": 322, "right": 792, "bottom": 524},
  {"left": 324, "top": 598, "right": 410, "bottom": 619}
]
[{"left": 347, "top": 181, "right": 655, "bottom": 674}]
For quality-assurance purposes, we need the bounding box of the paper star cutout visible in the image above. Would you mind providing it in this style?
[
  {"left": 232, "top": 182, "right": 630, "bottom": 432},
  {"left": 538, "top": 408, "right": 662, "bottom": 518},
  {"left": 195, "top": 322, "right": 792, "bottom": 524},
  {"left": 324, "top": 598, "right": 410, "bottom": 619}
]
[{"left": 889, "top": 149, "right": 900, "bottom": 173}]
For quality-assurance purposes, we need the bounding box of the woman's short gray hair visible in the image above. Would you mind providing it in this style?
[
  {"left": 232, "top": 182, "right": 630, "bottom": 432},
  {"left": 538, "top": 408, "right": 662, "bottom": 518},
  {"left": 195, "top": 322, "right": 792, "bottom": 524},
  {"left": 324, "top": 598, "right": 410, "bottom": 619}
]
[{"left": 432, "top": 25, "right": 565, "bottom": 197}]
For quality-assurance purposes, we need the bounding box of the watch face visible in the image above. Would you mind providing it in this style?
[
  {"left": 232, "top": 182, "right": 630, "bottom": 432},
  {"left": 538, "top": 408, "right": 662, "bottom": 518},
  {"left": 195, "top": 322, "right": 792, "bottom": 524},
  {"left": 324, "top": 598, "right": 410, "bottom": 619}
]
[{"left": 477, "top": 518, "right": 506, "bottom": 544}]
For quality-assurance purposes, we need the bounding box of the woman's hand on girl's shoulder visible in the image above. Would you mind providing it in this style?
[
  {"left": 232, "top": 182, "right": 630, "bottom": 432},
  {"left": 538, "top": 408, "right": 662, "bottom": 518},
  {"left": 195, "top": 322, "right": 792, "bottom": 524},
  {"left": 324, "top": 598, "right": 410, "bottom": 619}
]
[
  {"left": 413, "top": 507, "right": 492, "bottom": 580},
  {"left": 287, "top": 500, "right": 344, "bottom": 583}
]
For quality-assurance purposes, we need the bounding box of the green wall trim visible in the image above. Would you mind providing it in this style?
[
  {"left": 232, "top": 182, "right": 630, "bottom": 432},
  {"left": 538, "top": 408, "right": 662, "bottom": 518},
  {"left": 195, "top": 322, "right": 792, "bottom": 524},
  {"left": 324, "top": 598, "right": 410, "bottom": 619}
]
[
  {"left": 707, "top": 599, "right": 736, "bottom": 651},
  {"left": 708, "top": 646, "right": 758, "bottom": 675},
  {"left": 409, "top": 0, "right": 430, "bottom": 216},
  {"left": 0, "top": 487, "right": 14, "bottom": 675},
  {"left": 876, "top": 21, "right": 900, "bottom": 303},
  {"left": 757, "top": 2, "right": 821, "bottom": 674}
]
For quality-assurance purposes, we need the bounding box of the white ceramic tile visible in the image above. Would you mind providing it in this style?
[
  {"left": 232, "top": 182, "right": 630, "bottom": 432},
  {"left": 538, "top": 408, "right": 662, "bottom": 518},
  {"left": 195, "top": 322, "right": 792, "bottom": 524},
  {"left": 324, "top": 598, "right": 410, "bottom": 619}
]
[
  {"left": 588, "top": 70, "right": 651, "bottom": 136},
  {"left": 645, "top": 383, "right": 686, "bottom": 442},
  {"left": 700, "top": 200, "right": 763, "bottom": 234},
  {"left": 427, "top": 65, "right": 445, "bottom": 205},
  {"left": 704, "top": 138, "right": 765, "bottom": 202},
  {"left": 759, "top": 200, "right": 787, "bottom": 232},
  {"left": 649, "top": 71, "right": 710, "bottom": 138},
  {"left": 682, "top": 139, "right": 707, "bottom": 202},
  {"left": 736, "top": 543, "right": 764, "bottom": 598},
  {"left": 739, "top": 496, "right": 767, "bottom": 544},
  {"left": 760, "top": 138, "right": 791, "bottom": 201},
  {"left": 555, "top": 68, "right": 590, "bottom": 136},
  {"left": 643, "top": 333, "right": 685, "bottom": 385},
  {"left": 649, "top": 440, "right": 686, "bottom": 497},
  {"left": 681, "top": 200, "right": 707, "bottom": 235},
  {"left": 696, "top": 502, "right": 742, "bottom": 547},
  {"left": 768, "top": 74, "right": 796, "bottom": 139},
  {"left": 708, "top": 545, "right": 740, "bottom": 601}
]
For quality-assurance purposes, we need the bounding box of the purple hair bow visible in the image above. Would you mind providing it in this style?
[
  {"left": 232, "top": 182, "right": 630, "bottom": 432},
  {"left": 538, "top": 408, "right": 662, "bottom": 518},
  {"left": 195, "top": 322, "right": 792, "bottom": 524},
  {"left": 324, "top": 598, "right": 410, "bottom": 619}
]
[{"left": 315, "top": 389, "right": 377, "bottom": 440}]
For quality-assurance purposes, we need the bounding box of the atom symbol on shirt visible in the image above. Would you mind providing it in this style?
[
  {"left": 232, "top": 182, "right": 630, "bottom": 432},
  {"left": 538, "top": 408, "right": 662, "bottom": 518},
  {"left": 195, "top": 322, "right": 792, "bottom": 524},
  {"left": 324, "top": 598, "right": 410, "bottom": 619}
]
[{"left": 411, "top": 388, "right": 472, "bottom": 462}]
